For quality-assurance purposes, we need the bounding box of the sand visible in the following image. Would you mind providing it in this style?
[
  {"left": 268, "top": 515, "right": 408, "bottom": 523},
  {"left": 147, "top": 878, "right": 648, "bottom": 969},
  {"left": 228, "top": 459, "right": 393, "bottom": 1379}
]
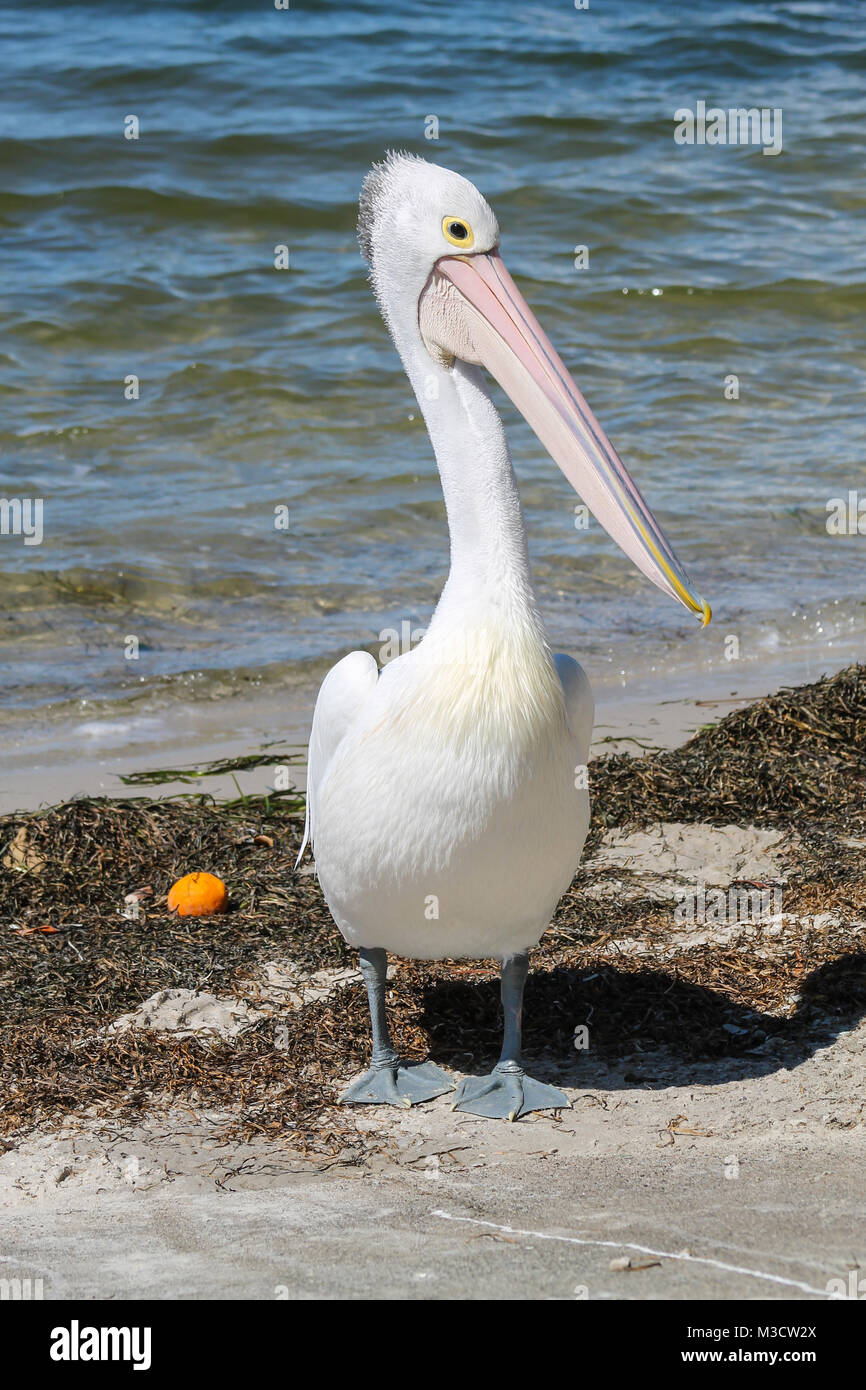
[
  {"left": 0, "top": 652, "right": 815, "bottom": 816},
  {"left": 1, "top": 803, "right": 863, "bottom": 1300},
  {"left": 0, "top": 991, "right": 862, "bottom": 1300},
  {"left": 3, "top": 664, "right": 865, "bottom": 1300}
]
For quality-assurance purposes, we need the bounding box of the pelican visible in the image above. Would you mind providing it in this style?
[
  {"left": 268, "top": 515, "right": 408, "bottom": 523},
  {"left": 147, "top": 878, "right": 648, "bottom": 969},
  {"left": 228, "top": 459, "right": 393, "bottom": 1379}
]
[{"left": 296, "top": 152, "right": 710, "bottom": 1120}]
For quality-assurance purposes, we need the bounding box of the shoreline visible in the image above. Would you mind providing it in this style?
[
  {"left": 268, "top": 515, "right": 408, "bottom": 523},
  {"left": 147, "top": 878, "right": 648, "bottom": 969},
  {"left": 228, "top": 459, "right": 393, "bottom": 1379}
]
[
  {"left": 1, "top": 665, "right": 864, "bottom": 1299},
  {"left": 2, "top": 647, "right": 856, "bottom": 816}
]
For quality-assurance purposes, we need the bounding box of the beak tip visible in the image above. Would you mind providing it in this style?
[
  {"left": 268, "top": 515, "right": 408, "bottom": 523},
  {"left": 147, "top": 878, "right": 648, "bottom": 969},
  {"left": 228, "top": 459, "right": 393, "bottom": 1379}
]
[{"left": 699, "top": 598, "right": 712, "bottom": 628}]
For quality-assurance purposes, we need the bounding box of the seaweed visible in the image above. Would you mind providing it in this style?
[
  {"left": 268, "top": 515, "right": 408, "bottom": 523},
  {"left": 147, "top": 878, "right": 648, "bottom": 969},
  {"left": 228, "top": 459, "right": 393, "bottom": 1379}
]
[
  {"left": 1, "top": 665, "right": 864, "bottom": 1152},
  {"left": 586, "top": 664, "right": 866, "bottom": 845}
]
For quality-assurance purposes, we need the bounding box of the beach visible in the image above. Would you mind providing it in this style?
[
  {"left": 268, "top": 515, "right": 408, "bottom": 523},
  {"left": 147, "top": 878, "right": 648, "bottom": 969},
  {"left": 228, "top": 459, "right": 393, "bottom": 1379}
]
[
  {"left": 1, "top": 667, "right": 864, "bottom": 1299},
  {"left": 2, "top": 0, "right": 865, "bottom": 1308},
  {"left": 3, "top": 642, "right": 860, "bottom": 817},
  {"left": 2, "top": 0, "right": 865, "bottom": 808}
]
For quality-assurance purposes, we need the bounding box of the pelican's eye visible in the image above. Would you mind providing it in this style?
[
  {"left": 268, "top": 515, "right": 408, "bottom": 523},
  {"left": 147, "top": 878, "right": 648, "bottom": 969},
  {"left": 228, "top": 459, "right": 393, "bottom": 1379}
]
[{"left": 442, "top": 216, "right": 474, "bottom": 249}]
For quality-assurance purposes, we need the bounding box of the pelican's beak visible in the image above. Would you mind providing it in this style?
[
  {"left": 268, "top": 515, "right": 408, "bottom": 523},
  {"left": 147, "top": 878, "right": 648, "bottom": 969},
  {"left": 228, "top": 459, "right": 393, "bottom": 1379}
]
[{"left": 430, "top": 252, "right": 710, "bottom": 625}]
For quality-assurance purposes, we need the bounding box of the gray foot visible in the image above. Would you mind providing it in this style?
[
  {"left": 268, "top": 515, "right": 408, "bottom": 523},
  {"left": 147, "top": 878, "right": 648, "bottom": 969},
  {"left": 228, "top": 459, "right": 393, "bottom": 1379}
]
[
  {"left": 340, "top": 1060, "right": 454, "bottom": 1108},
  {"left": 452, "top": 1064, "right": 571, "bottom": 1121}
]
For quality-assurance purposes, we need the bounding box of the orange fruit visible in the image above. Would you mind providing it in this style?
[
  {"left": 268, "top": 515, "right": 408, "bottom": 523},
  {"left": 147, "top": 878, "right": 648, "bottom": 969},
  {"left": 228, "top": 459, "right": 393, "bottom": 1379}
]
[{"left": 167, "top": 872, "right": 228, "bottom": 917}]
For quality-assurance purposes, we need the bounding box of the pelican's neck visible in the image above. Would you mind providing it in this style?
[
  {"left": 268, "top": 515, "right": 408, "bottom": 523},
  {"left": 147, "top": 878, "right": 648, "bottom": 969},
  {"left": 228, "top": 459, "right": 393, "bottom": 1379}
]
[
  {"left": 384, "top": 319, "right": 564, "bottom": 735},
  {"left": 404, "top": 347, "right": 539, "bottom": 623}
]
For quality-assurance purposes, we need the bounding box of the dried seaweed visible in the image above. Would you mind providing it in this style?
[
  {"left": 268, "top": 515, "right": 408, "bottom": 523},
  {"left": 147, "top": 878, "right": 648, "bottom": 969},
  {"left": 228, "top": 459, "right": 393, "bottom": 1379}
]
[
  {"left": 587, "top": 663, "right": 866, "bottom": 845},
  {"left": 119, "top": 749, "right": 304, "bottom": 786},
  {"left": 2, "top": 665, "right": 865, "bottom": 1150}
]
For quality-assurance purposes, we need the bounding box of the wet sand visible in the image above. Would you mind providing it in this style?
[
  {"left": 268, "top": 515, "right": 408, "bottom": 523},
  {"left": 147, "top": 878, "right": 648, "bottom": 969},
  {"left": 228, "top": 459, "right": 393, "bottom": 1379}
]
[{"left": 1, "top": 648, "right": 846, "bottom": 815}]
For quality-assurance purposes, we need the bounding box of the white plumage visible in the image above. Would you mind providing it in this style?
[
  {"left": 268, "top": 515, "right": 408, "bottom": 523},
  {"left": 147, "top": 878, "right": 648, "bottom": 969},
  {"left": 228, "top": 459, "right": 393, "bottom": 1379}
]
[
  {"left": 304, "top": 604, "right": 593, "bottom": 961},
  {"left": 296, "top": 153, "right": 708, "bottom": 1119}
]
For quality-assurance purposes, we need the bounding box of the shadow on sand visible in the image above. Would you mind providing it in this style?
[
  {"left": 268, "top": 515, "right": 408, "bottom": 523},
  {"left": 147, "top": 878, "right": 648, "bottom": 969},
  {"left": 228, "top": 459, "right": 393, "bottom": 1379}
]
[{"left": 419, "top": 952, "right": 866, "bottom": 1089}]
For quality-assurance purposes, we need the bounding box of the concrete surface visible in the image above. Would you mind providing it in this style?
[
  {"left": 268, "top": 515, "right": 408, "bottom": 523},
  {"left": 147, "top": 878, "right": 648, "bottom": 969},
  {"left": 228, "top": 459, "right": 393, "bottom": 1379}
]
[
  {"left": 0, "top": 1147, "right": 861, "bottom": 1301},
  {"left": 2, "top": 1017, "right": 864, "bottom": 1300}
]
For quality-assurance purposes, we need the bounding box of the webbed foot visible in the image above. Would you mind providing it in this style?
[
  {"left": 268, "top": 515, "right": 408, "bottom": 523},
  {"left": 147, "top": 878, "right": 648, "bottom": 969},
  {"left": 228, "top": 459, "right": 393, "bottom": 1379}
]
[
  {"left": 340, "top": 1059, "right": 454, "bottom": 1108},
  {"left": 452, "top": 1063, "right": 570, "bottom": 1121}
]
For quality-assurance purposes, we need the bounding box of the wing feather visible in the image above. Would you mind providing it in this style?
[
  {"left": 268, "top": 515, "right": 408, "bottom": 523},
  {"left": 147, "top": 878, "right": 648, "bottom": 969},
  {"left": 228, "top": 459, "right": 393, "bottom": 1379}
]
[
  {"left": 554, "top": 653, "right": 594, "bottom": 761},
  {"left": 294, "top": 651, "right": 378, "bottom": 868}
]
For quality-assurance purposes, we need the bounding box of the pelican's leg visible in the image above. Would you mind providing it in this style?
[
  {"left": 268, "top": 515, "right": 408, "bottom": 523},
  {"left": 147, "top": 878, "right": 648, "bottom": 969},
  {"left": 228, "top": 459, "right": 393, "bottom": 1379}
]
[
  {"left": 452, "top": 952, "right": 571, "bottom": 1121},
  {"left": 340, "top": 947, "right": 454, "bottom": 1107}
]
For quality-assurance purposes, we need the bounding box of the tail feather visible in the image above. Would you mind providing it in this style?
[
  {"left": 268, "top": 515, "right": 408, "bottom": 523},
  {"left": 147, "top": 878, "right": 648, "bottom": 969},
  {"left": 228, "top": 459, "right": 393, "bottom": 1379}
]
[{"left": 293, "top": 798, "right": 311, "bottom": 871}]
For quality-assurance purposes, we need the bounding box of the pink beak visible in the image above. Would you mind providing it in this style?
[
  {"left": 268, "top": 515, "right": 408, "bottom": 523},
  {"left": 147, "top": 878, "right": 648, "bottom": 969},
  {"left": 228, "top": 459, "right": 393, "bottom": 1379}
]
[{"left": 434, "top": 251, "right": 710, "bottom": 625}]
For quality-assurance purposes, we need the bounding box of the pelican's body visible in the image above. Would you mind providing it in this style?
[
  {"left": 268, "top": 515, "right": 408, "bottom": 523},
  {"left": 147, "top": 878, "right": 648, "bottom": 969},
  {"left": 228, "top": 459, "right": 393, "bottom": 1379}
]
[
  {"left": 298, "top": 153, "right": 708, "bottom": 1119},
  {"left": 310, "top": 593, "right": 591, "bottom": 962}
]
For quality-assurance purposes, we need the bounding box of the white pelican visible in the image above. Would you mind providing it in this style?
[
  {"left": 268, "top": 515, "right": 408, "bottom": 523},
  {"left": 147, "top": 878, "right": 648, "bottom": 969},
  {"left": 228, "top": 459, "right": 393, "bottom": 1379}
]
[{"left": 296, "top": 153, "right": 710, "bottom": 1120}]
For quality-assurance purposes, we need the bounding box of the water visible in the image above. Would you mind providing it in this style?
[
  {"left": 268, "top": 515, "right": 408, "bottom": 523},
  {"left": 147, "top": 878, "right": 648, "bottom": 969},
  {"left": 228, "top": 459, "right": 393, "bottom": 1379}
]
[{"left": 2, "top": 0, "right": 864, "bottom": 758}]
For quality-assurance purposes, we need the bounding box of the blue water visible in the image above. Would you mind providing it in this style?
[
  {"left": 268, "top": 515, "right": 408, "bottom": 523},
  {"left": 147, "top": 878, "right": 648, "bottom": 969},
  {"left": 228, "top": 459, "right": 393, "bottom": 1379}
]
[{"left": 1, "top": 0, "right": 863, "bottom": 738}]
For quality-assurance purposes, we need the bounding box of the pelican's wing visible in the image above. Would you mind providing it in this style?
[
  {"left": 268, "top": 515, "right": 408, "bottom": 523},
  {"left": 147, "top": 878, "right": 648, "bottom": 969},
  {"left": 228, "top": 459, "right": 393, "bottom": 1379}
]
[
  {"left": 294, "top": 650, "right": 379, "bottom": 868},
  {"left": 554, "top": 653, "right": 594, "bottom": 761}
]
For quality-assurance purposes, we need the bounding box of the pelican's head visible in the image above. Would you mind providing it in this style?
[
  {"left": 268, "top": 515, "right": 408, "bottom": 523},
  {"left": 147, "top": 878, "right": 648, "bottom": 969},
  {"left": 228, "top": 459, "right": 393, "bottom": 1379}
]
[
  {"left": 358, "top": 152, "right": 710, "bottom": 625},
  {"left": 359, "top": 152, "right": 500, "bottom": 311}
]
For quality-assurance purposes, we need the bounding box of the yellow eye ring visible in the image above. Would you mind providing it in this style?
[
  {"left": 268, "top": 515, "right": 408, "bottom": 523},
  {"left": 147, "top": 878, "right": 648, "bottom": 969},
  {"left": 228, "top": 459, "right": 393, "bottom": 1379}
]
[{"left": 442, "top": 216, "right": 474, "bottom": 249}]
